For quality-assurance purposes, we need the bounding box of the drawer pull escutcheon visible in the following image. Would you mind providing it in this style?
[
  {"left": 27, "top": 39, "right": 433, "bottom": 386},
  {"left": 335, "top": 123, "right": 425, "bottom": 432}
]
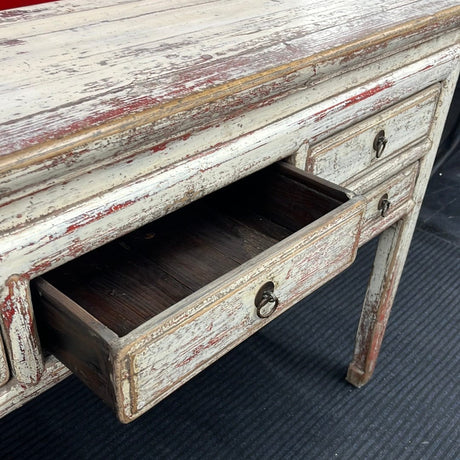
[
  {"left": 255, "top": 282, "right": 279, "bottom": 318},
  {"left": 378, "top": 193, "right": 391, "bottom": 217},
  {"left": 373, "top": 130, "right": 388, "bottom": 158}
]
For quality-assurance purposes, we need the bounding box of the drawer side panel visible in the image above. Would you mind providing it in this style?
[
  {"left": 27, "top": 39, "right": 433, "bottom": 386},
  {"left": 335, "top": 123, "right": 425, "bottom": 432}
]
[{"left": 34, "top": 281, "right": 118, "bottom": 408}]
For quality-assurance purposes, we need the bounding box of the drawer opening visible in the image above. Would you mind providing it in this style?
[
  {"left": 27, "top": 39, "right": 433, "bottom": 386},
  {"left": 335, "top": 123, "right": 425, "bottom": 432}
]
[
  {"left": 32, "top": 162, "right": 363, "bottom": 421},
  {"left": 36, "top": 163, "right": 349, "bottom": 337}
]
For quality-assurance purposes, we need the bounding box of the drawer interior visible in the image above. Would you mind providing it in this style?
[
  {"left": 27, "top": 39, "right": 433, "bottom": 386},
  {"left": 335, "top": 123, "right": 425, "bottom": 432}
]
[{"left": 38, "top": 163, "right": 349, "bottom": 337}]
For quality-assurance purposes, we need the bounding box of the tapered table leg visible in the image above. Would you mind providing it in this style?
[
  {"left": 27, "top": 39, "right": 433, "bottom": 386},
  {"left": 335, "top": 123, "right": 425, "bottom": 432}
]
[{"left": 347, "top": 217, "right": 413, "bottom": 387}]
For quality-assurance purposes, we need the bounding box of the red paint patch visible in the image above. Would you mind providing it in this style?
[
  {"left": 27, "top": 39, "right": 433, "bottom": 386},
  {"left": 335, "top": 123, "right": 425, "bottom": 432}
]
[
  {"left": 314, "top": 81, "right": 394, "bottom": 122},
  {"left": 2, "top": 281, "right": 16, "bottom": 328},
  {"left": 28, "top": 260, "right": 52, "bottom": 276},
  {"left": 27, "top": 95, "right": 163, "bottom": 148},
  {"left": 1, "top": 303, "right": 15, "bottom": 329},
  {"left": 152, "top": 142, "right": 168, "bottom": 153},
  {"left": 0, "top": 0, "right": 57, "bottom": 10}
]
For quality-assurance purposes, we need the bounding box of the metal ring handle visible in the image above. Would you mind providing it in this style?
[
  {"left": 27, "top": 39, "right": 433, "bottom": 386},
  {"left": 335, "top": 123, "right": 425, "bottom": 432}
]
[
  {"left": 255, "top": 282, "right": 279, "bottom": 318},
  {"left": 378, "top": 193, "right": 391, "bottom": 217},
  {"left": 373, "top": 130, "right": 388, "bottom": 159}
]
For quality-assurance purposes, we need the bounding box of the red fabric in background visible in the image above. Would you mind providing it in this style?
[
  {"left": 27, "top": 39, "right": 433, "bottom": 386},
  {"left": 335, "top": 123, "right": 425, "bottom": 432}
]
[{"left": 0, "top": 1, "right": 57, "bottom": 10}]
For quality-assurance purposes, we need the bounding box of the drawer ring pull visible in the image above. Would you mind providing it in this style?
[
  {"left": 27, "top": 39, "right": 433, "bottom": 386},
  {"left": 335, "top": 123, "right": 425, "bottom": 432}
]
[
  {"left": 373, "top": 130, "right": 388, "bottom": 158},
  {"left": 255, "top": 282, "right": 279, "bottom": 318},
  {"left": 378, "top": 193, "right": 391, "bottom": 217}
]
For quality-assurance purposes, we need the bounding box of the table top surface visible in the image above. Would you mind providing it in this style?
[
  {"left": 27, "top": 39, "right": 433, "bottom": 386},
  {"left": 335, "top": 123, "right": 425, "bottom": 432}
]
[{"left": 0, "top": 0, "right": 459, "bottom": 172}]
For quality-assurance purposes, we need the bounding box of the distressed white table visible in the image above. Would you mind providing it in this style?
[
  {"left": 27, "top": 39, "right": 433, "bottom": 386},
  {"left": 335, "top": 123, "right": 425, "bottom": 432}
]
[{"left": 0, "top": 0, "right": 459, "bottom": 423}]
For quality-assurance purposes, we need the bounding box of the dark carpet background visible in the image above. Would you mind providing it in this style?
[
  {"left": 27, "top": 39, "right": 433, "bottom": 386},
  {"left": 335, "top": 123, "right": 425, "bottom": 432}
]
[{"left": 0, "top": 137, "right": 458, "bottom": 459}]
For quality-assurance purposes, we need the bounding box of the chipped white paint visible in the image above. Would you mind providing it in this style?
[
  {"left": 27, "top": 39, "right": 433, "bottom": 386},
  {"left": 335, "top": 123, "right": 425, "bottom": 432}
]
[
  {"left": 347, "top": 62, "right": 460, "bottom": 387},
  {"left": 358, "top": 163, "right": 419, "bottom": 245},
  {"left": 0, "top": 276, "right": 44, "bottom": 385},
  {"left": 1, "top": 0, "right": 458, "bottom": 162},
  {"left": 0, "top": 332, "right": 8, "bottom": 386},
  {"left": 0, "top": 0, "right": 458, "bottom": 420},
  {"left": 304, "top": 86, "right": 439, "bottom": 185},
  {"left": 127, "top": 206, "right": 363, "bottom": 419},
  {"left": 0, "top": 51, "right": 457, "bottom": 285}
]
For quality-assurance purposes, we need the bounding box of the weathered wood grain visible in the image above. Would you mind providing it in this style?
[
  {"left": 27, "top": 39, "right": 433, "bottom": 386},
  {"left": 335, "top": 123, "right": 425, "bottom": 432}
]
[
  {"left": 358, "top": 163, "right": 419, "bottom": 245},
  {"left": 0, "top": 43, "right": 455, "bottom": 213},
  {"left": 33, "top": 283, "right": 119, "bottom": 407},
  {"left": 0, "top": 49, "right": 457, "bottom": 288},
  {"left": 0, "top": 332, "right": 9, "bottom": 386},
  {"left": 1, "top": 31, "right": 459, "bottom": 212},
  {"left": 343, "top": 140, "right": 431, "bottom": 193},
  {"left": 0, "top": 276, "right": 44, "bottom": 385},
  {"left": 116, "top": 196, "right": 364, "bottom": 422},
  {"left": 0, "top": 1, "right": 459, "bottom": 178},
  {"left": 37, "top": 164, "right": 346, "bottom": 336},
  {"left": 347, "top": 57, "right": 460, "bottom": 387},
  {"left": 1, "top": 1, "right": 458, "bottom": 161},
  {"left": 304, "top": 86, "right": 439, "bottom": 184}
]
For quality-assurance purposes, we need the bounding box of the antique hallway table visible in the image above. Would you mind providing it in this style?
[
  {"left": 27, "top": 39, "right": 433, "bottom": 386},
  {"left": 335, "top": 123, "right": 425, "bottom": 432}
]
[{"left": 0, "top": 0, "right": 459, "bottom": 423}]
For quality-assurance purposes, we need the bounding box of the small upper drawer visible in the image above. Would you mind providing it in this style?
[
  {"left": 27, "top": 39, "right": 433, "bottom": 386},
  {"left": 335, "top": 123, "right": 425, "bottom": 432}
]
[
  {"left": 304, "top": 85, "right": 439, "bottom": 185},
  {"left": 32, "top": 163, "right": 365, "bottom": 423}
]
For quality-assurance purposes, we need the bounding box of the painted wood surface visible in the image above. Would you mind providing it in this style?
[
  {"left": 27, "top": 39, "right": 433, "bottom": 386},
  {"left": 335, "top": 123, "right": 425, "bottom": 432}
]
[
  {"left": 0, "top": 49, "right": 457, "bottom": 287},
  {"left": 1, "top": 0, "right": 459, "bottom": 170},
  {"left": 1, "top": 28, "right": 458, "bottom": 219},
  {"left": 0, "top": 276, "right": 44, "bottom": 384},
  {"left": 33, "top": 165, "right": 365, "bottom": 422},
  {"left": 304, "top": 86, "right": 439, "bottom": 185},
  {"left": 125, "top": 206, "right": 363, "bottom": 421},
  {"left": 347, "top": 60, "right": 460, "bottom": 387},
  {"left": 358, "top": 163, "right": 419, "bottom": 245},
  {"left": 37, "top": 164, "right": 348, "bottom": 336},
  {"left": 0, "top": 356, "right": 70, "bottom": 418},
  {"left": 0, "top": 332, "right": 9, "bottom": 386}
]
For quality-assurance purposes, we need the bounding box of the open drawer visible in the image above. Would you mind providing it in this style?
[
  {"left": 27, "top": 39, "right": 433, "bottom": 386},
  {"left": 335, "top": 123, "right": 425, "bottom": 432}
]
[{"left": 32, "top": 163, "right": 365, "bottom": 422}]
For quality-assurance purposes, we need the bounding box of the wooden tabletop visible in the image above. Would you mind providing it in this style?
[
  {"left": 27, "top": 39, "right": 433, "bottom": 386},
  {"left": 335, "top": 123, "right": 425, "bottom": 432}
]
[{"left": 1, "top": 0, "right": 459, "bottom": 172}]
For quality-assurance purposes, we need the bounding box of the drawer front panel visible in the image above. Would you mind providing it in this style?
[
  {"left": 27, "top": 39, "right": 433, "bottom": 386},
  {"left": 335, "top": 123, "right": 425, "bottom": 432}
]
[
  {"left": 121, "top": 199, "right": 364, "bottom": 420},
  {"left": 305, "top": 86, "right": 439, "bottom": 185},
  {"left": 359, "top": 162, "right": 419, "bottom": 245}
]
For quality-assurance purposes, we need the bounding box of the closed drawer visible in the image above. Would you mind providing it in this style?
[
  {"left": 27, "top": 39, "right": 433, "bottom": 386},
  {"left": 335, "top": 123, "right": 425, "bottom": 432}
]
[
  {"left": 359, "top": 162, "right": 419, "bottom": 245},
  {"left": 32, "top": 163, "right": 365, "bottom": 423},
  {"left": 305, "top": 85, "right": 439, "bottom": 186}
]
